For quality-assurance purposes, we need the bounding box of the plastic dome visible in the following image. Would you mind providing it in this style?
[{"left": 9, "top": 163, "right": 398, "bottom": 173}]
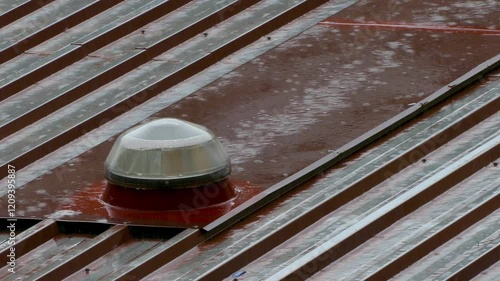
[{"left": 104, "top": 118, "right": 231, "bottom": 189}]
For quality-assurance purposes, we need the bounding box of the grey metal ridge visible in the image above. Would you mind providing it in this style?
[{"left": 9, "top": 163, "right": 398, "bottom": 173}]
[
  {"left": 0, "top": 0, "right": 258, "bottom": 139},
  {"left": 0, "top": 0, "right": 124, "bottom": 65},
  {"left": 394, "top": 205, "right": 500, "bottom": 281},
  {"left": 69, "top": 238, "right": 163, "bottom": 280},
  {"left": 105, "top": 228, "right": 203, "bottom": 280},
  {"left": 268, "top": 134, "right": 500, "bottom": 281},
  {"left": 364, "top": 191, "right": 500, "bottom": 281},
  {"left": 0, "top": 0, "right": 30, "bottom": 16},
  {"left": 0, "top": 0, "right": 161, "bottom": 83},
  {"left": 0, "top": 0, "right": 54, "bottom": 28},
  {"left": 0, "top": 0, "right": 191, "bottom": 99},
  {"left": 434, "top": 224, "right": 500, "bottom": 281},
  {"left": 229, "top": 172, "right": 499, "bottom": 280},
  {"left": 4, "top": 225, "right": 130, "bottom": 281},
  {"left": 0, "top": 219, "right": 58, "bottom": 265},
  {"left": 71, "top": 0, "right": 190, "bottom": 46},
  {"left": 0, "top": 236, "right": 88, "bottom": 280},
  {"left": 293, "top": 118, "right": 500, "bottom": 281},
  {"left": 0, "top": 0, "right": 329, "bottom": 176},
  {"left": 469, "top": 259, "right": 500, "bottom": 281},
  {"left": 202, "top": 53, "right": 500, "bottom": 234},
  {"left": 0, "top": 0, "right": 170, "bottom": 83}
]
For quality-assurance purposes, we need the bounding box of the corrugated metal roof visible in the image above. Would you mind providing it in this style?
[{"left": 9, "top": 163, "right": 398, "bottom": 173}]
[{"left": 0, "top": 0, "right": 499, "bottom": 280}]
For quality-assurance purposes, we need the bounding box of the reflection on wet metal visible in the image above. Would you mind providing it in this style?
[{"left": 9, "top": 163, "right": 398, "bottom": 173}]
[{"left": 320, "top": 21, "right": 500, "bottom": 34}]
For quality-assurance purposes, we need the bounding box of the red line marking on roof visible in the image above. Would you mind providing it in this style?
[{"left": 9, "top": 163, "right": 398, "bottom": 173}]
[{"left": 319, "top": 20, "right": 500, "bottom": 35}]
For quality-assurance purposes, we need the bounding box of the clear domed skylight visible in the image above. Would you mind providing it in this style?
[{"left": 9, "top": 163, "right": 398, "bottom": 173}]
[{"left": 105, "top": 118, "right": 231, "bottom": 189}]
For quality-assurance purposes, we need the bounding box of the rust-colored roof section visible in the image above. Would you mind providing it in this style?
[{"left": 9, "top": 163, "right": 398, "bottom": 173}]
[{"left": 0, "top": 0, "right": 499, "bottom": 280}]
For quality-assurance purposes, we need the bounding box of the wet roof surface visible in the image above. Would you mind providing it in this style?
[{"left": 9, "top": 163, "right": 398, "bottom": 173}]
[{"left": 0, "top": 0, "right": 499, "bottom": 279}]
